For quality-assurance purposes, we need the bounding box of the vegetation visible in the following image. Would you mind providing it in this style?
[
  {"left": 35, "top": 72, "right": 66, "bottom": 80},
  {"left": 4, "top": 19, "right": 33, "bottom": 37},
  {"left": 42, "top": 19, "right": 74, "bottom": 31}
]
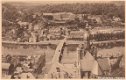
[{"left": 2, "top": 2, "right": 125, "bottom": 22}]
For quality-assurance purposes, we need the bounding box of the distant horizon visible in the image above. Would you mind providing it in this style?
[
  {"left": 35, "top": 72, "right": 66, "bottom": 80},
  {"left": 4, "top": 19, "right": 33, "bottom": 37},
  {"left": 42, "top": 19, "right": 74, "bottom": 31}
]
[{"left": 2, "top": 1, "right": 124, "bottom": 8}]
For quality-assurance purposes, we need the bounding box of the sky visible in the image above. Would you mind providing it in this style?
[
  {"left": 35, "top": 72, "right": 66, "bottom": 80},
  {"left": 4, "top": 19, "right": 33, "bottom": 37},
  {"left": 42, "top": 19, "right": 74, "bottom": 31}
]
[
  {"left": 2, "top": 0, "right": 124, "bottom": 6},
  {"left": 2, "top": 0, "right": 114, "bottom": 4}
]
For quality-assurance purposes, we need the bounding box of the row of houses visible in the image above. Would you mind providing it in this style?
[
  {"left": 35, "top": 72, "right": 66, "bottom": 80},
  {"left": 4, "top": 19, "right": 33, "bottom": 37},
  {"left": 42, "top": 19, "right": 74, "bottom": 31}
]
[
  {"left": 78, "top": 46, "right": 124, "bottom": 78},
  {"left": 42, "top": 12, "right": 122, "bottom": 24}
]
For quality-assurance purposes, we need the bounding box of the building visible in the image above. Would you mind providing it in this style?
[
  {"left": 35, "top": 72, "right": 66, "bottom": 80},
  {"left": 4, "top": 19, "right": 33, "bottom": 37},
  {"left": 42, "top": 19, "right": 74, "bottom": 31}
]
[
  {"left": 43, "top": 13, "right": 54, "bottom": 20},
  {"left": 97, "top": 58, "right": 111, "bottom": 76},
  {"left": 53, "top": 12, "right": 75, "bottom": 21},
  {"left": 2, "top": 63, "right": 10, "bottom": 78},
  {"left": 80, "top": 51, "right": 96, "bottom": 78},
  {"left": 113, "top": 16, "right": 121, "bottom": 22},
  {"left": 43, "top": 12, "right": 75, "bottom": 21},
  {"left": 119, "top": 55, "right": 125, "bottom": 68},
  {"left": 88, "top": 15, "right": 102, "bottom": 24},
  {"left": 80, "top": 50, "right": 111, "bottom": 78}
]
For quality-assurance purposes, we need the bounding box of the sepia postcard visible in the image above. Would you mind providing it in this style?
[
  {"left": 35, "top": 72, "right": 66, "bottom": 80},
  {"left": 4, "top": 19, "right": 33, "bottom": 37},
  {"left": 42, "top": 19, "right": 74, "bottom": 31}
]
[{"left": 1, "top": 0, "right": 125, "bottom": 79}]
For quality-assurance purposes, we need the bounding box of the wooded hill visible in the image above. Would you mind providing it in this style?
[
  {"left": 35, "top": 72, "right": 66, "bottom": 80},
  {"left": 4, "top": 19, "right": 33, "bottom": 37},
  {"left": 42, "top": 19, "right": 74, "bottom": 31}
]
[{"left": 2, "top": 1, "right": 125, "bottom": 22}]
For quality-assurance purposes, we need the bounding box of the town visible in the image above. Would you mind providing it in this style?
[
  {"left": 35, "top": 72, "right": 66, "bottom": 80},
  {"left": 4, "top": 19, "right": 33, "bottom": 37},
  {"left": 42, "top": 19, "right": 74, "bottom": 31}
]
[{"left": 2, "top": 1, "right": 125, "bottom": 79}]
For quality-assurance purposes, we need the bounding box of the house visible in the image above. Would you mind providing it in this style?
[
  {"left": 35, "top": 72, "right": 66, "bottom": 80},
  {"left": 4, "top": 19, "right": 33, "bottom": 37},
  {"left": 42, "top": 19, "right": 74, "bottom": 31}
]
[
  {"left": 17, "top": 21, "right": 29, "bottom": 27},
  {"left": 80, "top": 51, "right": 111, "bottom": 78},
  {"left": 76, "top": 14, "right": 83, "bottom": 21},
  {"left": 34, "top": 12, "right": 42, "bottom": 16},
  {"left": 71, "top": 31, "right": 84, "bottom": 38},
  {"left": 43, "top": 12, "right": 76, "bottom": 21},
  {"left": 53, "top": 12, "right": 75, "bottom": 21},
  {"left": 2, "top": 63, "right": 10, "bottom": 78},
  {"left": 80, "top": 51, "right": 96, "bottom": 78},
  {"left": 90, "top": 58, "right": 111, "bottom": 78},
  {"left": 88, "top": 15, "right": 102, "bottom": 24},
  {"left": 43, "top": 12, "right": 76, "bottom": 25},
  {"left": 43, "top": 13, "right": 54, "bottom": 20},
  {"left": 97, "top": 58, "right": 111, "bottom": 76},
  {"left": 119, "top": 55, "right": 125, "bottom": 68},
  {"left": 113, "top": 16, "right": 121, "bottom": 22}
]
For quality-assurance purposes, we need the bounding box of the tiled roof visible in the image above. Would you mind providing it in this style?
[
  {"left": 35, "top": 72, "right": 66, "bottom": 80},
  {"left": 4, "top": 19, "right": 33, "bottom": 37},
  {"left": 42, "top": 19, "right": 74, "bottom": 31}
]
[
  {"left": 97, "top": 47, "right": 124, "bottom": 57},
  {"left": 91, "top": 60, "right": 103, "bottom": 75},
  {"left": 80, "top": 52, "right": 111, "bottom": 75},
  {"left": 119, "top": 55, "right": 125, "bottom": 68},
  {"left": 97, "top": 58, "right": 111, "bottom": 71},
  {"left": 80, "top": 51, "right": 95, "bottom": 71}
]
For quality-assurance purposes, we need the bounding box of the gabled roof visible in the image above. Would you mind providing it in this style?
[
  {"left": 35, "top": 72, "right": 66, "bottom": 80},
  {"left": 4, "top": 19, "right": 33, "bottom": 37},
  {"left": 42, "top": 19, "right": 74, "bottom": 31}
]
[
  {"left": 119, "top": 55, "right": 125, "bottom": 68},
  {"left": 91, "top": 60, "right": 102, "bottom": 75},
  {"left": 97, "top": 58, "right": 111, "bottom": 71},
  {"left": 80, "top": 52, "right": 111, "bottom": 76},
  {"left": 80, "top": 51, "right": 95, "bottom": 71}
]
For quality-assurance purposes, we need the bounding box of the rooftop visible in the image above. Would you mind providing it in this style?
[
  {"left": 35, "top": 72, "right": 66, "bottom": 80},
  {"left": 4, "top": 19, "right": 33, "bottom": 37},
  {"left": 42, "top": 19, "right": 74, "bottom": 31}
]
[
  {"left": 80, "top": 51, "right": 95, "bottom": 71},
  {"left": 97, "top": 58, "right": 111, "bottom": 71}
]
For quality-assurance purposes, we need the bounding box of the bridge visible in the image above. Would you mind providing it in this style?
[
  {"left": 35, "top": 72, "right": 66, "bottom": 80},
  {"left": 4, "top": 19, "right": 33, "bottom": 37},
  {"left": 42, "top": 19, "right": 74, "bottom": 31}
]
[
  {"left": 44, "top": 38, "right": 81, "bottom": 78},
  {"left": 2, "top": 38, "right": 124, "bottom": 78},
  {"left": 41, "top": 38, "right": 124, "bottom": 78}
]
